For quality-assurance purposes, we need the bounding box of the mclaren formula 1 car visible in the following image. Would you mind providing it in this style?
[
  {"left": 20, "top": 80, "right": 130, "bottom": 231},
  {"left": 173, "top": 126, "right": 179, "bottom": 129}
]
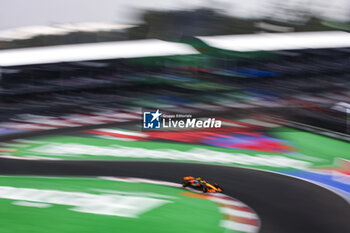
[{"left": 182, "top": 176, "right": 223, "bottom": 193}]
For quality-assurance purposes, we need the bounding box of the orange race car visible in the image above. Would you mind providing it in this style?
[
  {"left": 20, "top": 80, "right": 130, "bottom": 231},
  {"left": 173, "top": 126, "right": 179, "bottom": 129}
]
[{"left": 182, "top": 176, "right": 223, "bottom": 193}]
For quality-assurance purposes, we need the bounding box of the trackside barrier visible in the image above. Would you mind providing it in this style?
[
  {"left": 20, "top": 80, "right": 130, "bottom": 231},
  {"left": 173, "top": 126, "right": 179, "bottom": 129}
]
[{"left": 262, "top": 116, "right": 350, "bottom": 143}]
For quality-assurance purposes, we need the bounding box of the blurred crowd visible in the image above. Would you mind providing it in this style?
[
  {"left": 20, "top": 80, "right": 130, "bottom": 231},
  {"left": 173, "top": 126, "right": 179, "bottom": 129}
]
[{"left": 0, "top": 44, "right": 349, "bottom": 134}]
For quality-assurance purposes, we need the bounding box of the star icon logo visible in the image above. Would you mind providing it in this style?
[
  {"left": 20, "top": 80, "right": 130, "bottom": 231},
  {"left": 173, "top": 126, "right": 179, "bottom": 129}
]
[
  {"left": 143, "top": 109, "right": 162, "bottom": 129},
  {"left": 150, "top": 109, "right": 162, "bottom": 122}
]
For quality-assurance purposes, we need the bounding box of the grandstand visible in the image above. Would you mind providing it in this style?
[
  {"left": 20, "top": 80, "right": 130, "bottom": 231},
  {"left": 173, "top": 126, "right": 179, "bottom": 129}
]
[{"left": 0, "top": 31, "right": 349, "bottom": 137}]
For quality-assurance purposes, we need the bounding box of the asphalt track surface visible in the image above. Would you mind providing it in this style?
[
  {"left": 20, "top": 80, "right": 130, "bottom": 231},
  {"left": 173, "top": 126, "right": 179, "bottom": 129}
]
[{"left": 1, "top": 159, "right": 350, "bottom": 233}]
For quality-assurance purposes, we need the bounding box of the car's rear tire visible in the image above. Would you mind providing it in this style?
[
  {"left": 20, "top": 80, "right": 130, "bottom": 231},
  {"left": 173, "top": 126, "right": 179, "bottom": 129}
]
[{"left": 182, "top": 181, "right": 189, "bottom": 187}]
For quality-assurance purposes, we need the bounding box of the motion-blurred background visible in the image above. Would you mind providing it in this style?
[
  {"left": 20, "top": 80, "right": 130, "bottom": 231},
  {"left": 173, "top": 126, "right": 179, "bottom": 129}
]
[{"left": 0, "top": 0, "right": 350, "bottom": 138}]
